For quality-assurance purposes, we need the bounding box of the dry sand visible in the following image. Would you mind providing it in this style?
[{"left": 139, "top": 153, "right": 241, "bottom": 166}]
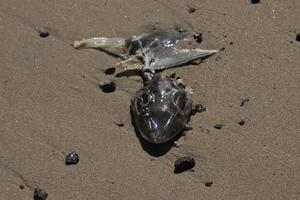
[{"left": 0, "top": 0, "right": 299, "bottom": 199}]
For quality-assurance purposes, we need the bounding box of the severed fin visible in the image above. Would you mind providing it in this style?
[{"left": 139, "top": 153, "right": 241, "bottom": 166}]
[
  {"left": 144, "top": 47, "right": 218, "bottom": 71},
  {"left": 73, "top": 37, "right": 128, "bottom": 58}
]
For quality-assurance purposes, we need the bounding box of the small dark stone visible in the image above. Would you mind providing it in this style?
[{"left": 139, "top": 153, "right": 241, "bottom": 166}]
[
  {"left": 174, "top": 157, "right": 195, "bottom": 173},
  {"left": 114, "top": 120, "right": 124, "bottom": 127},
  {"left": 39, "top": 31, "right": 49, "bottom": 38},
  {"left": 296, "top": 33, "right": 300, "bottom": 42},
  {"left": 214, "top": 124, "right": 224, "bottom": 129},
  {"left": 188, "top": 7, "right": 196, "bottom": 14},
  {"left": 238, "top": 119, "right": 245, "bottom": 125},
  {"left": 205, "top": 181, "right": 213, "bottom": 187},
  {"left": 191, "top": 104, "right": 206, "bottom": 115},
  {"left": 104, "top": 67, "right": 116, "bottom": 75},
  {"left": 240, "top": 98, "right": 249, "bottom": 107},
  {"left": 34, "top": 188, "right": 48, "bottom": 200},
  {"left": 219, "top": 47, "right": 225, "bottom": 51},
  {"left": 250, "top": 0, "right": 260, "bottom": 4},
  {"left": 194, "top": 32, "right": 203, "bottom": 43},
  {"left": 170, "top": 73, "right": 176, "bottom": 78},
  {"left": 65, "top": 152, "right": 79, "bottom": 165},
  {"left": 229, "top": 41, "right": 234, "bottom": 45},
  {"left": 100, "top": 82, "right": 116, "bottom": 93},
  {"left": 19, "top": 185, "right": 24, "bottom": 190}
]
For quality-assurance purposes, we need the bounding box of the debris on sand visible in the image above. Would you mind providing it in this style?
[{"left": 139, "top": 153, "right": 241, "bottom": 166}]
[
  {"left": 65, "top": 152, "right": 79, "bottom": 165},
  {"left": 174, "top": 156, "right": 195, "bottom": 173},
  {"left": 34, "top": 188, "right": 48, "bottom": 200}
]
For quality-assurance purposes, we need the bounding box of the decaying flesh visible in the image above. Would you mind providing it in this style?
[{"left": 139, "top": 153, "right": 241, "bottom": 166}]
[
  {"left": 73, "top": 31, "right": 218, "bottom": 76},
  {"left": 74, "top": 31, "right": 217, "bottom": 144},
  {"left": 130, "top": 74, "right": 192, "bottom": 144}
]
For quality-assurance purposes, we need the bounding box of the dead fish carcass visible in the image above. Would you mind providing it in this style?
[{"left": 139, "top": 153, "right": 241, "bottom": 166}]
[
  {"left": 73, "top": 31, "right": 218, "bottom": 76},
  {"left": 73, "top": 30, "right": 218, "bottom": 144},
  {"left": 130, "top": 74, "right": 192, "bottom": 144}
]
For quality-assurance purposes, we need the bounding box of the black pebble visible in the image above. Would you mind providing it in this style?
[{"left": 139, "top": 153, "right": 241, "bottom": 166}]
[
  {"left": 205, "top": 181, "right": 213, "bottom": 187},
  {"left": 104, "top": 67, "right": 116, "bottom": 75},
  {"left": 240, "top": 98, "right": 249, "bottom": 107},
  {"left": 100, "top": 82, "right": 116, "bottom": 93},
  {"left": 238, "top": 119, "right": 245, "bottom": 125},
  {"left": 214, "top": 124, "right": 224, "bottom": 129},
  {"left": 250, "top": 0, "right": 260, "bottom": 4},
  {"left": 194, "top": 32, "right": 203, "bottom": 43},
  {"left": 219, "top": 47, "right": 225, "bottom": 51},
  {"left": 19, "top": 185, "right": 24, "bottom": 190},
  {"left": 174, "top": 157, "right": 195, "bottom": 173},
  {"left": 229, "top": 41, "right": 234, "bottom": 45},
  {"left": 34, "top": 188, "right": 48, "bottom": 200},
  {"left": 39, "top": 31, "right": 49, "bottom": 38},
  {"left": 65, "top": 152, "right": 79, "bottom": 165},
  {"left": 188, "top": 7, "right": 196, "bottom": 14},
  {"left": 296, "top": 33, "right": 300, "bottom": 42},
  {"left": 191, "top": 104, "right": 206, "bottom": 115}
]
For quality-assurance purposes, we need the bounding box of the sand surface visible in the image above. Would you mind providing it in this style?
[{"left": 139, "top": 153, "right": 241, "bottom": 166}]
[{"left": 0, "top": 0, "right": 299, "bottom": 199}]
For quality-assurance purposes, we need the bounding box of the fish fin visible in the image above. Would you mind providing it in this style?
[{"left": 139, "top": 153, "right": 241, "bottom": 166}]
[{"left": 73, "top": 37, "right": 128, "bottom": 58}]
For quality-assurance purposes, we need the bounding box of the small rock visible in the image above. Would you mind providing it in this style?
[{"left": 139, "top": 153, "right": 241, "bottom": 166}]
[
  {"left": 229, "top": 41, "right": 234, "bottom": 45},
  {"left": 100, "top": 82, "right": 116, "bottom": 93},
  {"left": 34, "top": 188, "right": 48, "bottom": 200},
  {"left": 19, "top": 185, "right": 24, "bottom": 190},
  {"left": 240, "top": 98, "right": 249, "bottom": 107},
  {"left": 296, "top": 33, "right": 300, "bottom": 42},
  {"left": 250, "top": 0, "right": 260, "bottom": 4},
  {"left": 188, "top": 7, "right": 196, "bottom": 14},
  {"left": 104, "top": 67, "right": 116, "bottom": 75},
  {"left": 205, "top": 181, "right": 213, "bottom": 187},
  {"left": 191, "top": 104, "right": 206, "bottom": 115},
  {"left": 39, "top": 31, "right": 49, "bottom": 38},
  {"left": 214, "top": 124, "right": 224, "bottom": 129},
  {"left": 65, "top": 152, "right": 79, "bottom": 165},
  {"left": 174, "top": 157, "right": 195, "bottom": 173},
  {"left": 113, "top": 120, "right": 124, "bottom": 127},
  {"left": 219, "top": 47, "right": 225, "bottom": 51},
  {"left": 194, "top": 32, "right": 203, "bottom": 43},
  {"left": 238, "top": 119, "right": 245, "bottom": 125}
]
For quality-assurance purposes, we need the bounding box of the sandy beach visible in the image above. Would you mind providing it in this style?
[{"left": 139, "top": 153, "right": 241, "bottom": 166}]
[{"left": 0, "top": 0, "right": 299, "bottom": 199}]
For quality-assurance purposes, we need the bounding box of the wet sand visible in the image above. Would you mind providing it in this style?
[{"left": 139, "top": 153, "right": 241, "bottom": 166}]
[{"left": 0, "top": 0, "right": 299, "bottom": 199}]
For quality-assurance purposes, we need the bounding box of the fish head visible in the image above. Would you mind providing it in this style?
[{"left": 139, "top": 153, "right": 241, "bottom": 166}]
[{"left": 131, "top": 74, "right": 192, "bottom": 144}]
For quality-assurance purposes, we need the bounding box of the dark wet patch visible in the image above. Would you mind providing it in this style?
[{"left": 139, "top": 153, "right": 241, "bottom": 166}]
[
  {"left": 65, "top": 152, "right": 79, "bottom": 165},
  {"left": 34, "top": 188, "right": 48, "bottom": 200},
  {"left": 104, "top": 67, "right": 116, "bottom": 75},
  {"left": 188, "top": 7, "right": 196, "bottom": 14},
  {"left": 240, "top": 98, "right": 250, "bottom": 107},
  {"left": 214, "top": 124, "right": 224, "bottom": 129},
  {"left": 205, "top": 181, "right": 213, "bottom": 187},
  {"left": 100, "top": 82, "right": 116, "bottom": 93},
  {"left": 174, "top": 157, "right": 195, "bottom": 173},
  {"left": 191, "top": 104, "right": 206, "bottom": 115},
  {"left": 39, "top": 31, "right": 49, "bottom": 38}
]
